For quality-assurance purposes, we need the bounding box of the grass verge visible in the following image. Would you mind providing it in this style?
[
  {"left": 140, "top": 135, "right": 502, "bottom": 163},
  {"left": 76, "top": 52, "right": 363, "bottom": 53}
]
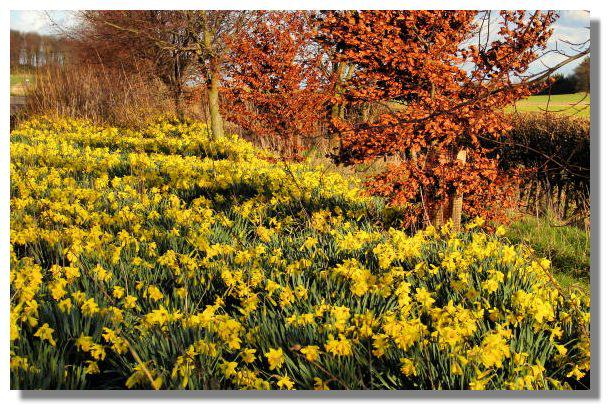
[{"left": 506, "top": 214, "right": 590, "bottom": 293}]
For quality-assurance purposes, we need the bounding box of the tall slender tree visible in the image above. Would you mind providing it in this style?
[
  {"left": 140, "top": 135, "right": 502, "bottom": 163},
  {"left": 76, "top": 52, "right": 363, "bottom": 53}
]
[
  {"left": 184, "top": 11, "right": 248, "bottom": 139},
  {"left": 573, "top": 57, "right": 590, "bottom": 92}
]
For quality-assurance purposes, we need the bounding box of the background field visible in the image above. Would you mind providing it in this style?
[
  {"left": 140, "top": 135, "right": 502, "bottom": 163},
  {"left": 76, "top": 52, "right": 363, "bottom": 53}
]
[
  {"left": 10, "top": 73, "right": 34, "bottom": 96},
  {"left": 506, "top": 93, "right": 590, "bottom": 118}
]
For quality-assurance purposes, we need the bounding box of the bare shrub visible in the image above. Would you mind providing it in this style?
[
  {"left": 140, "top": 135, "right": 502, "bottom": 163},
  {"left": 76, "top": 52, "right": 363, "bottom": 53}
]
[{"left": 22, "top": 63, "right": 173, "bottom": 127}]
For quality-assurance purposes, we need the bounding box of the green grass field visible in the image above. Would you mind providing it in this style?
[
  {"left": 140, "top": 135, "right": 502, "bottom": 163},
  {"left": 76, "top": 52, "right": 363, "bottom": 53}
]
[
  {"left": 506, "top": 214, "right": 590, "bottom": 293},
  {"left": 507, "top": 93, "right": 590, "bottom": 118},
  {"left": 372, "top": 93, "right": 590, "bottom": 118},
  {"left": 10, "top": 73, "right": 34, "bottom": 96}
]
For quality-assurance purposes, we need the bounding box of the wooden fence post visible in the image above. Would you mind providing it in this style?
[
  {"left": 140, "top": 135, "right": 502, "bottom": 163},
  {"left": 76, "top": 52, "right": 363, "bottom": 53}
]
[{"left": 450, "top": 149, "right": 467, "bottom": 231}]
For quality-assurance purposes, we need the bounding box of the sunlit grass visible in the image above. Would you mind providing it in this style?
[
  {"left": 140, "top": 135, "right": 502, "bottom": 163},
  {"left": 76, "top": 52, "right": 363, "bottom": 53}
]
[
  {"left": 507, "top": 214, "right": 590, "bottom": 293},
  {"left": 506, "top": 93, "right": 590, "bottom": 118},
  {"left": 10, "top": 72, "right": 34, "bottom": 96}
]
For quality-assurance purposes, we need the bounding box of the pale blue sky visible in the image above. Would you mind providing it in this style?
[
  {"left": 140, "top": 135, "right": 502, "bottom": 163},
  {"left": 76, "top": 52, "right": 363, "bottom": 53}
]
[
  {"left": 10, "top": 10, "right": 590, "bottom": 75},
  {"left": 10, "top": 10, "right": 76, "bottom": 34}
]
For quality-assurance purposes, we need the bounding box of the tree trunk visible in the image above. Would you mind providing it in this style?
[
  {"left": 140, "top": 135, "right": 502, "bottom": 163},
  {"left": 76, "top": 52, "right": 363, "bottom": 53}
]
[
  {"left": 207, "top": 66, "right": 224, "bottom": 140},
  {"left": 427, "top": 148, "right": 466, "bottom": 230},
  {"left": 330, "top": 61, "right": 356, "bottom": 154},
  {"left": 329, "top": 61, "right": 347, "bottom": 147},
  {"left": 563, "top": 182, "right": 570, "bottom": 219},
  {"left": 202, "top": 27, "right": 224, "bottom": 140},
  {"left": 555, "top": 184, "right": 563, "bottom": 219},
  {"left": 425, "top": 147, "right": 443, "bottom": 227},
  {"left": 450, "top": 149, "right": 467, "bottom": 230},
  {"left": 173, "top": 87, "right": 185, "bottom": 121}
]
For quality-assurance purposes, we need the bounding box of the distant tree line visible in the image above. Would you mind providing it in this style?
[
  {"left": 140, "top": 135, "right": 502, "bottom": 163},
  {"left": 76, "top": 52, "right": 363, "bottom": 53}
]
[
  {"left": 10, "top": 29, "right": 70, "bottom": 70},
  {"left": 536, "top": 57, "right": 590, "bottom": 95}
]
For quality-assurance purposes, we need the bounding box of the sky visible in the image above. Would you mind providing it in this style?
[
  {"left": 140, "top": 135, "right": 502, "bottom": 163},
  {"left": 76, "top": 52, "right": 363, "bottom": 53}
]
[
  {"left": 10, "top": 10, "right": 77, "bottom": 35},
  {"left": 10, "top": 9, "right": 590, "bottom": 75},
  {"left": 528, "top": 10, "right": 590, "bottom": 76}
]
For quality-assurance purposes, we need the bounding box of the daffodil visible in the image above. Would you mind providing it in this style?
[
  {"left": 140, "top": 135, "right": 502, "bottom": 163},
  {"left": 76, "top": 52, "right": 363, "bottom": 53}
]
[
  {"left": 219, "top": 360, "right": 238, "bottom": 379},
  {"left": 34, "top": 323, "right": 56, "bottom": 347},
  {"left": 277, "top": 375, "right": 295, "bottom": 390},
  {"left": 241, "top": 348, "right": 257, "bottom": 363},
  {"left": 9, "top": 117, "right": 590, "bottom": 390},
  {"left": 265, "top": 348, "right": 285, "bottom": 370},
  {"left": 400, "top": 357, "right": 417, "bottom": 377},
  {"left": 300, "top": 345, "right": 320, "bottom": 362},
  {"left": 325, "top": 335, "right": 352, "bottom": 357}
]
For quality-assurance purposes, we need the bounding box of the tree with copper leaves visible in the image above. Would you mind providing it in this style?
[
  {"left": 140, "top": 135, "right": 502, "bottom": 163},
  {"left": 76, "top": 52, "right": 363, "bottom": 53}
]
[
  {"left": 318, "top": 10, "right": 584, "bottom": 229},
  {"left": 224, "top": 11, "right": 329, "bottom": 158}
]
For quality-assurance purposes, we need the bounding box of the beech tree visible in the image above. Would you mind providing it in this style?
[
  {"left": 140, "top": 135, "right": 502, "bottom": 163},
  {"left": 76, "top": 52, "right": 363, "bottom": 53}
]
[
  {"left": 224, "top": 11, "right": 329, "bottom": 157},
  {"left": 59, "top": 9, "right": 588, "bottom": 222},
  {"left": 318, "top": 10, "right": 575, "bottom": 228}
]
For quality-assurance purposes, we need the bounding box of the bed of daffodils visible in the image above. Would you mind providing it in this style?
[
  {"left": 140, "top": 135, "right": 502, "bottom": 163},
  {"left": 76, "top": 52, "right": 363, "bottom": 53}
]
[{"left": 10, "top": 117, "right": 590, "bottom": 390}]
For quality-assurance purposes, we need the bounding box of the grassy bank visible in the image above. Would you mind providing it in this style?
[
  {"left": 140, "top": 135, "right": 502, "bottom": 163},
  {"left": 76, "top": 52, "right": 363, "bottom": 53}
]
[{"left": 507, "top": 215, "right": 590, "bottom": 293}]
